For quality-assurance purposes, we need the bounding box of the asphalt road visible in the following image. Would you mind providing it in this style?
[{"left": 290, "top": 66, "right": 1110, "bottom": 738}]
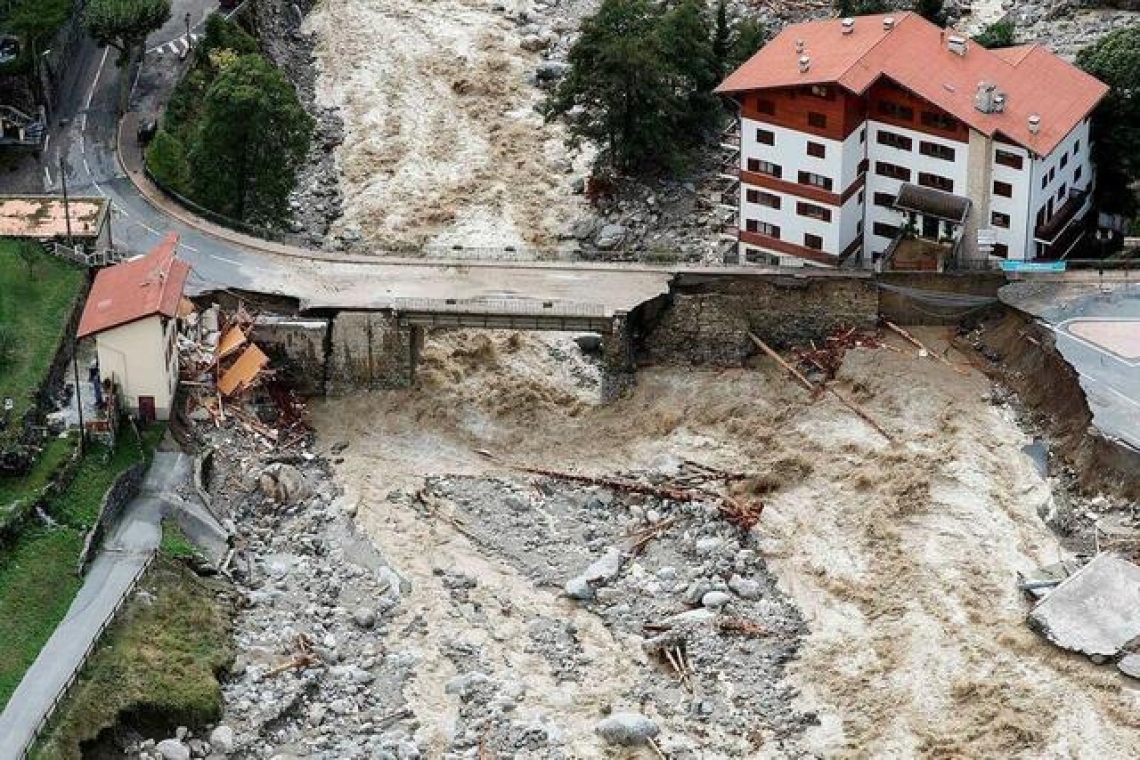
[
  {"left": 1001, "top": 280, "right": 1140, "bottom": 452},
  {"left": 0, "top": 452, "right": 189, "bottom": 760}
]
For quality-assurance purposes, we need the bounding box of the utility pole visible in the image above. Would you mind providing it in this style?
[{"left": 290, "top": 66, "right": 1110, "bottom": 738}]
[
  {"left": 185, "top": 13, "right": 193, "bottom": 51},
  {"left": 59, "top": 155, "right": 73, "bottom": 246},
  {"left": 72, "top": 341, "right": 86, "bottom": 454}
]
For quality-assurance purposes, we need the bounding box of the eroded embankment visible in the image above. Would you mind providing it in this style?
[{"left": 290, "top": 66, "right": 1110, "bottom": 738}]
[{"left": 963, "top": 309, "right": 1140, "bottom": 501}]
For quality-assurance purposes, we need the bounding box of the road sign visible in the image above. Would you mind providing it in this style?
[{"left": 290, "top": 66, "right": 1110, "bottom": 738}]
[{"left": 1001, "top": 260, "right": 1067, "bottom": 273}]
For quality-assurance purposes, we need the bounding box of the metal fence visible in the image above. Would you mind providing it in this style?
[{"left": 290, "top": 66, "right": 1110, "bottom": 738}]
[
  {"left": 15, "top": 550, "right": 156, "bottom": 760},
  {"left": 42, "top": 241, "right": 129, "bottom": 268}
]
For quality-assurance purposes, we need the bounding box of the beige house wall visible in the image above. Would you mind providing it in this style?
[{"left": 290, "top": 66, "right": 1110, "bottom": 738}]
[{"left": 94, "top": 315, "right": 179, "bottom": 420}]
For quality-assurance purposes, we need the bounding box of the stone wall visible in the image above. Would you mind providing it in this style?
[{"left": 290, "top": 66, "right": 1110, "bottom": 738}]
[
  {"left": 326, "top": 311, "right": 418, "bottom": 394},
  {"left": 639, "top": 274, "right": 878, "bottom": 366},
  {"left": 77, "top": 460, "right": 146, "bottom": 575},
  {"left": 251, "top": 316, "right": 330, "bottom": 396},
  {"left": 878, "top": 271, "right": 1006, "bottom": 326}
]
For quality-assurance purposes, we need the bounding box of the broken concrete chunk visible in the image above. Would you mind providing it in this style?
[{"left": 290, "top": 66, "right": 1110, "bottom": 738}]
[
  {"left": 702, "top": 590, "right": 732, "bottom": 609},
  {"left": 1027, "top": 553, "right": 1140, "bottom": 659},
  {"left": 259, "top": 463, "right": 310, "bottom": 505},
  {"left": 564, "top": 547, "right": 624, "bottom": 601},
  {"left": 595, "top": 712, "right": 660, "bottom": 746},
  {"left": 1118, "top": 653, "right": 1140, "bottom": 680}
]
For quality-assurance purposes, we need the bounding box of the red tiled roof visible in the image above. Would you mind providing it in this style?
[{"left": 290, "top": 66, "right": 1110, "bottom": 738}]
[
  {"left": 77, "top": 233, "right": 191, "bottom": 338},
  {"left": 716, "top": 12, "right": 1109, "bottom": 155}
]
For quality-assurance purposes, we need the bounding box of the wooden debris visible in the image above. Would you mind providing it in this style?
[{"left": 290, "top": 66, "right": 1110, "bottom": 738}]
[
  {"left": 717, "top": 617, "right": 772, "bottom": 637},
  {"left": 267, "top": 633, "right": 319, "bottom": 676},
  {"left": 748, "top": 332, "right": 895, "bottom": 444},
  {"left": 884, "top": 320, "right": 969, "bottom": 375}
]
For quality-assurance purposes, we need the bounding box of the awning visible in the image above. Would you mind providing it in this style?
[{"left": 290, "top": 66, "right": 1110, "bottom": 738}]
[
  {"left": 1035, "top": 189, "right": 1089, "bottom": 244},
  {"left": 893, "top": 183, "right": 971, "bottom": 224}
]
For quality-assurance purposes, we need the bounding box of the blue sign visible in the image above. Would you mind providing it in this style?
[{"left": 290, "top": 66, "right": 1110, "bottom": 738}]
[{"left": 1001, "top": 260, "right": 1067, "bottom": 273}]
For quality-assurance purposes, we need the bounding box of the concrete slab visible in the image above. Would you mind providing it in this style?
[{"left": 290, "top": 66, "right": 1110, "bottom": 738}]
[{"left": 1028, "top": 553, "right": 1140, "bottom": 658}]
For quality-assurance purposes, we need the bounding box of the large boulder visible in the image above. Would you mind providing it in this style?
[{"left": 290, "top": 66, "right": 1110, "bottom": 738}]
[
  {"left": 594, "top": 224, "right": 627, "bottom": 250},
  {"left": 155, "top": 739, "right": 191, "bottom": 760},
  {"left": 259, "top": 463, "right": 310, "bottom": 504},
  {"left": 209, "top": 725, "right": 235, "bottom": 753},
  {"left": 595, "top": 712, "right": 659, "bottom": 746}
]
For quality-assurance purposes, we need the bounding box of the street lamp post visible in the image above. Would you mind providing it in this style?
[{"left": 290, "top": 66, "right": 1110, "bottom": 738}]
[{"left": 185, "top": 13, "right": 193, "bottom": 51}]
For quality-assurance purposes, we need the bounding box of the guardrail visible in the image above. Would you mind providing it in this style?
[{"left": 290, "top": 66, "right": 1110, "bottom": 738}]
[{"left": 15, "top": 549, "right": 156, "bottom": 760}]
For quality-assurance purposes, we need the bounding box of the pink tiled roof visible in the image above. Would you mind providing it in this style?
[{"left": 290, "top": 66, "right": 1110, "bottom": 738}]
[
  {"left": 716, "top": 12, "right": 1109, "bottom": 155},
  {"left": 78, "top": 233, "right": 191, "bottom": 338}
]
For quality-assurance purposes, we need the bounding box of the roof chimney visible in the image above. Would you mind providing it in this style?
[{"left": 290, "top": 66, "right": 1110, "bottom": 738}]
[
  {"left": 795, "top": 38, "right": 805, "bottom": 53},
  {"left": 883, "top": 16, "right": 895, "bottom": 30},
  {"left": 974, "top": 81, "right": 996, "bottom": 114},
  {"left": 1028, "top": 114, "right": 1041, "bottom": 135},
  {"left": 842, "top": 18, "right": 854, "bottom": 35},
  {"left": 947, "top": 34, "right": 968, "bottom": 56},
  {"left": 798, "top": 55, "right": 811, "bottom": 73},
  {"left": 992, "top": 93, "right": 1006, "bottom": 113}
]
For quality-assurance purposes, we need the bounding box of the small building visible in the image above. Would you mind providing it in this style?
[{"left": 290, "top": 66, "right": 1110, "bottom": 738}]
[
  {"left": 715, "top": 12, "right": 1110, "bottom": 269},
  {"left": 77, "top": 233, "right": 191, "bottom": 422},
  {"left": 0, "top": 194, "right": 111, "bottom": 250}
]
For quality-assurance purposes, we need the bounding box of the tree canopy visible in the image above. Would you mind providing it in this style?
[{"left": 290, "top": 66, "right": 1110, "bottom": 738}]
[
  {"left": 188, "top": 54, "right": 313, "bottom": 224},
  {"left": 547, "top": 0, "right": 766, "bottom": 174},
  {"left": 83, "top": 0, "right": 171, "bottom": 64},
  {"left": 1076, "top": 24, "right": 1140, "bottom": 216},
  {"left": 972, "top": 21, "right": 1015, "bottom": 49}
]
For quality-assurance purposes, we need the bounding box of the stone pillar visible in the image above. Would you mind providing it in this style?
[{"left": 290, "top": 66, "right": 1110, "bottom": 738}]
[
  {"left": 601, "top": 312, "right": 635, "bottom": 400},
  {"left": 963, "top": 129, "right": 994, "bottom": 263},
  {"left": 326, "top": 311, "right": 415, "bottom": 394}
]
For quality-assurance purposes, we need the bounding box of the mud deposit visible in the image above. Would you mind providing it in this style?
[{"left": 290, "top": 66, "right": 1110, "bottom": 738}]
[{"left": 300, "top": 329, "right": 1140, "bottom": 757}]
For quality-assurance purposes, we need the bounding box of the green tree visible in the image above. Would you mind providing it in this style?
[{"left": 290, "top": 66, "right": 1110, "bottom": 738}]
[
  {"left": 835, "top": 0, "right": 889, "bottom": 16},
  {"left": 656, "top": 0, "right": 719, "bottom": 142},
  {"left": 713, "top": 0, "right": 730, "bottom": 80},
  {"left": 726, "top": 17, "right": 768, "bottom": 73},
  {"left": 546, "top": 0, "right": 676, "bottom": 172},
  {"left": 145, "top": 129, "right": 190, "bottom": 194},
  {"left": 83, "top": 0, "right": 171, "bottom": 111},
  {"left": 188, "top": 54, "right": 313, "bottom": 224},
  {"left": 200, "top": 11, "right": 258, "bottom": 57},
  {"left": 973, "top": 21, "right": 1015, "bottom": 49},
  {"left": 914, "top": 0, "right": 945, "bottom": 25},
  {"left": 1076, "top": 25, "right": 1140, "bottom": 216}
]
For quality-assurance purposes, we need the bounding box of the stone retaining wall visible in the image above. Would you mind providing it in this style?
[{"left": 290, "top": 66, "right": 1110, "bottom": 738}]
[
  {"left": 77, "top": 460, "right": 146, "bottom": 575},
  {"left": 639, "top": 274, "right": 879, "bottom": 366}
]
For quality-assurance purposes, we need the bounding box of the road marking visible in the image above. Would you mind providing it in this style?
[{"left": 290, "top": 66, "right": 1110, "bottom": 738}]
[
  {"left": 180, "top": 243, "right": 199, "bottom": 252},
  {"left": 175, "top": 38, "right": 189, "bottom": 55},
  {"left": 138, "top": 221, "right": 162, "bottom": 236},
  {"left": 83, "top": 158, "right": 92, "bottom": 176},
  {"left": 114, "top": 203, "right": 129, "bottom": 217},
  {"left": 43, "top": 166, "right": 52, "bottom": 188},
  {"left": 1051, "top": 323, "right": 1139, "bottom": 368},
  {"left": 84, "top": 47, "right": 109, "bottom": 112},
  {"left": 210, "top": 255, "right": 243, "bottom": 266},
  {"left": 43, "top": 133, "right": 50, "bottom": 153},
  {"left": 92, "top": 180, "right": 106, "bottom": 197},
  {"left": 79, "top": 138, "right": 85, "bottom": 154}
]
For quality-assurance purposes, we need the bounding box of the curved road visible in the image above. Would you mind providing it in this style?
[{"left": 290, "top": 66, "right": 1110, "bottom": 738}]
[{"left": 41, "top": 18, "right": 677, "bottom": 315}]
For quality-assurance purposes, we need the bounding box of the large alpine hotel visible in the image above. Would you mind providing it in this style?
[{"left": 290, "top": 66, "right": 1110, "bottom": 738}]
[{"left": 716, "top": 12, "right": 1109, "bottom": 269}]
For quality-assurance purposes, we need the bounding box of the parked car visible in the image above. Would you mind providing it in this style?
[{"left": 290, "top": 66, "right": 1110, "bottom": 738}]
[
  {"left": 137, "top": 118, "right": 157, "bottom": 145},
  {"left": 0, "top": 36, "right": 21, "bottom": 66}
]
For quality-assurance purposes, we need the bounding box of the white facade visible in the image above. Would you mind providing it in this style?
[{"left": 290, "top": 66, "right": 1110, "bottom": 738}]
[
  {"left": 736, "top": 111, "right": 1096, "bottom": 267},
  {"left": 94, "top": 314, "right": 180, "bottom": 421}
]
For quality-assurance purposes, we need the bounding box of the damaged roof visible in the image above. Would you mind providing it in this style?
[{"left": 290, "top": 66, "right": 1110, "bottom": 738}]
[
  {"left": 78, "top": 233, "right": 191, "bottom": 338},
  {"left": 219, "top": 343, "right": 270, "bottom": 397},
  {"left": 715, "top": 11, "right": 1109, "bottom": 155}
]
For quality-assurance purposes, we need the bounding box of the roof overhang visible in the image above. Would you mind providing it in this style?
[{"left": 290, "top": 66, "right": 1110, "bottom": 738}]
[{"left": 893, "top": 183, "right": 971, "bottom": 224}]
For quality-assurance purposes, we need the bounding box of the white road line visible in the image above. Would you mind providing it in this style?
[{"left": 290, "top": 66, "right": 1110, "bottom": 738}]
[
  {"left": 92, "top": 180, "right": 106, "bottom": 197},
  {"left": 84, "top": 48, "right": 109, "bottom": 112},
  {"left": 176, "top": 38, "right": 189, "bottom": 55},
  {"left": 43, "top": 134, "right": 50, "bottom": 153},
  {"left": 180, "top": 243, "right": 199, "bottom": 252},
  {"left": 43, "top": 166, "right": 52, "bottom": 188},
  {"left": 79, "top": 138, "right": 85, "bottom": 154},
  {"left": 114, "top": 203, "right": 129, "bottom": 217},
  {"left": 210, "top": 255, "right": 243, "bottom": 266},
  {"left": 165, "top": 42, "right": 178, "bottom": 55},
  {"left": 83, "top": 158, "right": 92, "bottom": 176},
  {"left": 138, "top": 221, "right": 162, "bottom": 236},
  {"left": 1050, "top": 323, "right": 1139, "bottom": 368}
]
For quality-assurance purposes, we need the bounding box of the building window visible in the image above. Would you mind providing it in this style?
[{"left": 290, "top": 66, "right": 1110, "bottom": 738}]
[
  {"left": 877, "top": 101, "right": 914, "bottom": 121},
  {"left": 746, "top": 189, "right": 781, "bottom": 208},
  {"left": 875, "top": 161, "right": 911, "bottom": 181},
  {"left": 876, "top": 130, "right": 913, "bottom": 151},
  {"left": 806, "top": 141, "right": 826, "bottom": 158},
  {"left": 804, "top": 233, "right": 824, "bottom": 250},
  {"left": 1041, "top": 173, "right": 1049, "bottom": 189},
  {"left": 858, "top": 158, "right": 869, "bottom": 174},
  {"left": 1060, "top": 152, "right": 1069, "bottom": 169},
  {"left": 747, "top": 158, "right": 782, "bottom": 178},
  {"left": 993, "top": 180, "right": 1013, "bottom": 197},
  {"left": 991, "top": 211, "right": 1010, "bottom": 228},
  {"left": 859, "top": 128, "right": 866, "bottom": 144},
  {"left": 1074, "top": 165, "right": 1083, "bottom": 183},
  {"left": 991, "top": 243, "right": 1009, "bottom": 258},
  {"left": 920, "top": 111, "right": 957, "bottom": 131},
  {"left": 873, "top": 221, "right": 900, "bottom": 238},
  {"left": 810, "top": 84, "right": 830, "bottom": 98},
  {"left": 1074, "top": 139, "right": 1081, "bottom": 153},
  {"left": 858, "top": 189, "right": 865, "bottom": 204},
  {"left": 757, "top": 98, "right": 775, "bottom": 115},
  {"left": 995, "top": 149, "right": 1023, "bottom": 170},
  {"left": 873, "top": 192, "right": 895, "bottom": 208},
  {"left": 756, "top": 128, "right": 775, "bottom": 145},
  {"left": 797, "top": 171, "right": 833, "bottom": 190},
  {"left": 746, "top": 219, "right": 780, "bottom": 238},
  {"left": 1057, "top": 184, "right": 1067, "bottom": 201},
  {"left": 919, "top": 141, "right": 955, "bottom": 161},
  {"left": 918, "top": 172, "right": 954, "bottom": 192},
  {"left": 797, "top": 201, "right": 832, "bottom": 222},
  {"left": 807, "top": 112, "right": 827, "bottom": 129}
]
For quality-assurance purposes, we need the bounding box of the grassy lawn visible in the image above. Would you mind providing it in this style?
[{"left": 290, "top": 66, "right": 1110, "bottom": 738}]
[
  {"left": 0, "top": 425, "right": 165, "bottom": 710},
  {"left": 0, "top": 240, "right": 85, "bottom": 445},
  {"left": 33, "top": 560, "right": 233, "bottom": 760},
  {"left": 0, "top": 434, "right": 77, "bottom": 530},
  {"left": 160, "top": 519, "right": 201, "bottom": 562}
]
